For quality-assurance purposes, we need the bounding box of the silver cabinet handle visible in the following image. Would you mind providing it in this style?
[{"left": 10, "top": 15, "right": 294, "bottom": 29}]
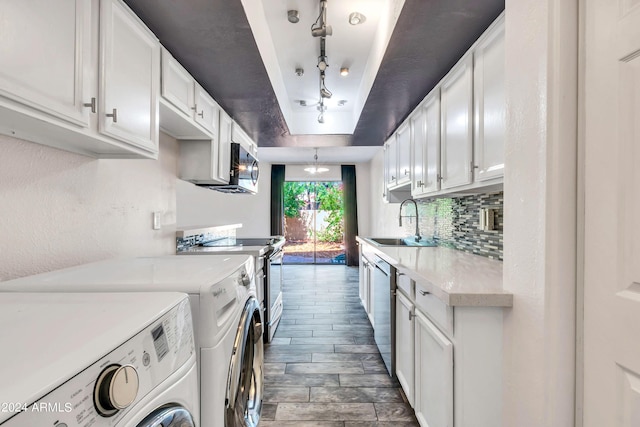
[
  {"left": 404, "top": 169, "right": 409, "bottom": 175},
  {"left": 417, "top": 180, "right": 425, "bottom": 187},
  {"left": 198, "top": 110, "right": 204, "bottom": 118},
  {"left": 391, "top": 176, "right": 396, "bottom": 180},
  {"left": 419, "top": 290, "right": 430, "bottom": 296},
  {"left": 106, "top": 108, "right": 118, "bottom": 123},
  {"left": 437, "top": 174, "right": 443, "bottom": 182},
  {"left": 83, "top": 97, "right": 96, "bottom": 113},
  {"left": 409, "top": 312, "right": 416, "bottom": 320}
]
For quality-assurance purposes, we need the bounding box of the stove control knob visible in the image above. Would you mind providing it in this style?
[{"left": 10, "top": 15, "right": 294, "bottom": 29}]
[{"left": 94, "top": 364, "right": 139, "bottom": 417}]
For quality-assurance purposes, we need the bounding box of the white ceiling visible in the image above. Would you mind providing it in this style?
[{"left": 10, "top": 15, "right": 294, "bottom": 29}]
[
  {"left": 241, "top": 0, "right": 405, "bottom": 135},
  {"left": 258, "top": 146, "right": 381, "bottom": 164}
]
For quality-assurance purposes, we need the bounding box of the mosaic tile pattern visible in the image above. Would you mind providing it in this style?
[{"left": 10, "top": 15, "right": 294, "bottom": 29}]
[{"left": 401, "top": 191, "right": 504, "bottom": 260}]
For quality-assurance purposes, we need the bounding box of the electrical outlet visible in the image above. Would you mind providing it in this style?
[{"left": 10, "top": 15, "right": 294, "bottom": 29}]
[
  {"left": 153, "top": 211, "right": 162, "bottom": 230},
  {"left": 479, "top": 208, "right": 496, "bottom": 231}
]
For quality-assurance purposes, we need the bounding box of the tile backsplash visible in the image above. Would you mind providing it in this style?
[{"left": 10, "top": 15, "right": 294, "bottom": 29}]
[{"left": 400, "top": 191, "right": 503, "bottom": 260}]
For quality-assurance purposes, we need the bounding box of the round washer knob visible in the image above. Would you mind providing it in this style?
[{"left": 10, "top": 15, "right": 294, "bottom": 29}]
[{"left": 94, "top": 364, "right": 139, "bottom": 417}]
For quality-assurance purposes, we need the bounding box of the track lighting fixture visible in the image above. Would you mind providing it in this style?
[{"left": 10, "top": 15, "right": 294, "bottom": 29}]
[
  {"left": 287, "top": 10, "right": 300, "bottom": 23},
  {"left": 311, "top": 0, "right": 332, "bottom": 37}
]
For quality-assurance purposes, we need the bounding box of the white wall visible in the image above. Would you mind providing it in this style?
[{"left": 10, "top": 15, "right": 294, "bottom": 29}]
[
  {"left": 0, "top": 133, "right": 179, "bottom": 281},
  {"left": 355, "top": 162, "right": 372, "bottom": 237},
  {"left": 176, "top": 162, "right": 272, "bottom": 237},
  {"left": 502, "top": 0, "right": 578, "bottom": 425}
]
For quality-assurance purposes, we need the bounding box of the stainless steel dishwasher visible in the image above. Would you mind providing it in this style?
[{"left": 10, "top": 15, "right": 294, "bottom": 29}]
[{"left": 372, "top": 255, "right": 396, "bottom": 377}]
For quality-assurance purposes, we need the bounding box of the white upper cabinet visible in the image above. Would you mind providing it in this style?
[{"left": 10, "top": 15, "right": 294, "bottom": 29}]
[
  {"left": 385, "top": 137, "right": 398, "bottom": 188},
  {"left": 194, "top": 84, "right": 220, "bottom": 136},
  {"left": 161, "top": 48, "right": 195, "bottom": 117},
  {"left": 0, "top": 0, "right": 160, "bottom": 158},
  {"left": 411, "top": 88, "right": 441, "bottom": 197},
  {"left": 396, "top": 123, "right": 411, "bottom": 187},
  {"left": 440, "top": 54, "right": 474, "bottom": 190},
  {"left": 0, "top": 1, "right": 92, "bottom": 127},
  {"left": 99, "top": 0, "right": 160, "bottom": 152},
  {"left": 473, "top": 16, "right": 505, "bottom": 182}
]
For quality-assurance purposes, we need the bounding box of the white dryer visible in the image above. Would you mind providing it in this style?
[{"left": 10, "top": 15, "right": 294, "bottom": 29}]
[
  {"left": 0, "top": 292, "right": 198, "bottom": 427},
  {"left": 0, "top": 255, "right": 263, "bottom": 427}
]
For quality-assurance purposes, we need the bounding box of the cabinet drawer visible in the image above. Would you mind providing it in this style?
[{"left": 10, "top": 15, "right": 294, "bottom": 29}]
[
  {"left": 396, "top": 272, "right": 414, "bottom": 299},
  {"left": 415, "top": 282, "right": 453, "bottom": 338}
]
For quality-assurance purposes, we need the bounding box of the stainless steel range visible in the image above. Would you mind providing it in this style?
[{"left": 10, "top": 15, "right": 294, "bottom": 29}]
[{"left": 179, "top": 236, "right": 285, "bottom": 343}]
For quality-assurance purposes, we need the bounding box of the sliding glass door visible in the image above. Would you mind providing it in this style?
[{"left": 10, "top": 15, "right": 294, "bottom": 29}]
[{"left": 282, "top": 181, "right": 345, "bottom": 264}]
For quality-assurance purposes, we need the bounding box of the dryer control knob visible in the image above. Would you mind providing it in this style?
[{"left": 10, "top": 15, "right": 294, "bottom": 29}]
[{"left": 94, "top": 364, "right": 139, "bottom": 416}]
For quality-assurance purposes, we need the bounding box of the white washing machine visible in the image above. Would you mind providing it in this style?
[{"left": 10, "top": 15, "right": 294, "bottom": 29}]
[
  {"left": 0, "top": 292, "right": 198, "bottom": 427},
  {"left": 0, "top": 255, "right": 263, "bottom": 427}
]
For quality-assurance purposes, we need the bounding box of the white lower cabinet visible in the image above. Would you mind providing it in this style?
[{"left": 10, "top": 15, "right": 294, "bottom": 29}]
[
  {"left": 414, "top": 309, "right": 454, "bottom": 427},
  {"left": 396, "top": 280, "right": 504, "bottom": 427},
  {"left": 359, "top": 251, "right": 375, "bottom": 326},
  {"left": 395, "top": 292, "right": 415, "bottom": 406}
]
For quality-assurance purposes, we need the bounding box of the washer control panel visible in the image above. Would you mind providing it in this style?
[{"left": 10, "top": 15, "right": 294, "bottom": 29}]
[{"left": 1, "top": 298, "right": 194, "bottom": 426}]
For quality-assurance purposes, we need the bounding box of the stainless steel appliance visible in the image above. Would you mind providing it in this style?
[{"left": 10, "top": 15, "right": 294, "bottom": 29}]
[
  {"left": 199, "top": 143, "right": 259, "bottom": 194},
  {"left": 372, "top": 255, "right": 396, "bottom": 376}
]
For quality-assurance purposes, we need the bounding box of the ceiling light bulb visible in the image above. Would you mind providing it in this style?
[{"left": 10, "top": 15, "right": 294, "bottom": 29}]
[
  {"left": 295, "top": 67, "right": 304, "bottom": 76},
  {"left": 340, "top": 67, "right": 349, "bottom": 76},
  {"left": 320, "top": 86, "right": 332, "bottom": 99},
  {"left": 348, "top": 12, "right": 366, "bottom": 25},
  {"left": 318, "top": 113, "right": 325, "bottom": 124},
  {"left": 287, "top": 10, "right": 300, "bottom": 23},
  {"left": 311, "top": 25, "right": 333, "bottom": 37}
]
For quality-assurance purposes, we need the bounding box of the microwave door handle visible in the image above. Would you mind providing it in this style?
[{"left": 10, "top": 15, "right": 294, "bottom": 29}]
[{"left": 251, "top": 160, "right": 259, "bottom": 185}]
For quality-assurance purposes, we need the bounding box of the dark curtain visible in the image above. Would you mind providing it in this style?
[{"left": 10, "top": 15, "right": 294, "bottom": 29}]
[
  {"left": 270, "top": 164, "right": 286, "bottom": 236},
  {"left": 341, "top": 165, "right": 359, "bottom": 266}
]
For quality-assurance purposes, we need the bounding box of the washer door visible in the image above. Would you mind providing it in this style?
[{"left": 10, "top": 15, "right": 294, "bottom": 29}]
[
  {"left": 226, "top": 297, "right": 264, "bottom": 426},
  {"left": 135, "top": 405, "right": 195, "bottom": 427}
]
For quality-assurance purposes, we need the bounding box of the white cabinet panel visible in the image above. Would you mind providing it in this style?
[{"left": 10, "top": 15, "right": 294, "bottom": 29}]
[
  {"left": 99, "top": 0, "right": 159, "bottom": 152},
  {"left": 0, "top": 1, "right": 91, "bottom": 127},
  {"left": 161, "top": 48, "right": 194, "bottom": 117},
  {"left": 411, "top": 89, "right": 441, "bottom": 197},
  {"left": 396, "top": 291, "right": 415, "bottom": 407},
  {"left": 440, "top": 55, "right": 473, "bottom": 190},
  {"left": 396, "top": 123, "right": 411, "bottom": 186},
  {"left": 414, "top": 310, "right": 453, "bottom": 427},
  {"left": 194, "top": 84, "right": 220, "bottom": 136},
  {"left": 385, "top": 138, "right": 398, "bottom": 187},
  {"left": 474, "top": 17, "right": 505, "bottom": 181},
  {"left": 411, "top": 108, "right": 427, "bottom": 196},
  {"left": 217, "top": 110, "right": 233, "bottom": 183}
]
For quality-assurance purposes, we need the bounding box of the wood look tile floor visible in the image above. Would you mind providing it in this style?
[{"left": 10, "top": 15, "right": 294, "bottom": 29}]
[{"left": 261, "top": 265, "right": 419, "bottom": 426}]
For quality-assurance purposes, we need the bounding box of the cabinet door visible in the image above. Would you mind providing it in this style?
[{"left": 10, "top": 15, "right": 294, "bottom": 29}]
[
  {"left": 411, "top": 106, "right": 429, "bottom": 197},
  {"left": 396, "top": 292, "right": 415, "bottom": 407},
  {"left": 194, "top": 84, "right": 220, "bottom": 136},
  {"left": 473, "top": 19, "right": 505, "bottom": 181},
  {"left": 0, "top": 1, "right": 91, "bottom": 127},
  {"left": 99, "top": 0, "right": 160, "bottom": 152},
  {"left": 396, "top": 124, "right": 411, "bottom": 186},
  {"left": 161, "top": 48, "right": 195, "bottom": 117},
  {"left": 423, "top": 90, "right": 442, "bottom": 194},
  {"left": 414, "top": 310, "right": 453, "bottom": 427},
  {"left": 364, "top": 263, "right": 374, "bottom": 326},
  {"left": 440, "top": 55, "right": 473, "bottom": 190},
  {"left": 385, "top": 138, "right": 398, "bottom": 187},
  {"left": 217, "top": 110, "right": 233, "bottom": 183}
]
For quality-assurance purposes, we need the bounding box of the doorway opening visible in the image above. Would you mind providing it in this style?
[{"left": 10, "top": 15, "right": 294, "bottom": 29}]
[{"left": 282, "top": 181, "right": 345, "bottom": 264}]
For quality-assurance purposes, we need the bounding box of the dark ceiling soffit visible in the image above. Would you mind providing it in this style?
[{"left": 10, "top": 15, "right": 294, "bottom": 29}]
[{"left": 124, "top": 0, "right": 504, "bottom": 147}]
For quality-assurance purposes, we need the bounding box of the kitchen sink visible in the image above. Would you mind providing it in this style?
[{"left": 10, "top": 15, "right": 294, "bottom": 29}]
[{"left": 367, "top": 237, "right": 437, "bottom": 247}]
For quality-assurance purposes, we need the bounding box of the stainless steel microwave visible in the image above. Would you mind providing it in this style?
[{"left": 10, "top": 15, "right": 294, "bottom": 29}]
[{"left": 198, "top": 143, "right": 259, "bottom": 194}]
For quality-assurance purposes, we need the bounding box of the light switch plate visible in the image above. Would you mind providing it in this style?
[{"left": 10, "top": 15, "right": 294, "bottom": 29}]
[{"left": 153, "top": 211, "right": 162, "bottom": 230}]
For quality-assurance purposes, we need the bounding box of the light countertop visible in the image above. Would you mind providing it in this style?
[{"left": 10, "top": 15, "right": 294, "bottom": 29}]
[
  {"left": 176, "top": 223, "right": 242, "bottom": 238},
  {"left": 357, "top": 236, "right": 512, "bottom": 307}
]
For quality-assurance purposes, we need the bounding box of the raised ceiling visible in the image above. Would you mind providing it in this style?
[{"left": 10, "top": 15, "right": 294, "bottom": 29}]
[
  {"left": 242, "top": 0, "right": 405, "bottom": 135},
  {"left": 124, "top": 0, "right": 504, "bottom": 148}
]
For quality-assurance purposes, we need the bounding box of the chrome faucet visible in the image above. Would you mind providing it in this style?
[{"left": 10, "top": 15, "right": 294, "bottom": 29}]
[{"left": 399, "top": 198, "right": 421, "bottom": 242}]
